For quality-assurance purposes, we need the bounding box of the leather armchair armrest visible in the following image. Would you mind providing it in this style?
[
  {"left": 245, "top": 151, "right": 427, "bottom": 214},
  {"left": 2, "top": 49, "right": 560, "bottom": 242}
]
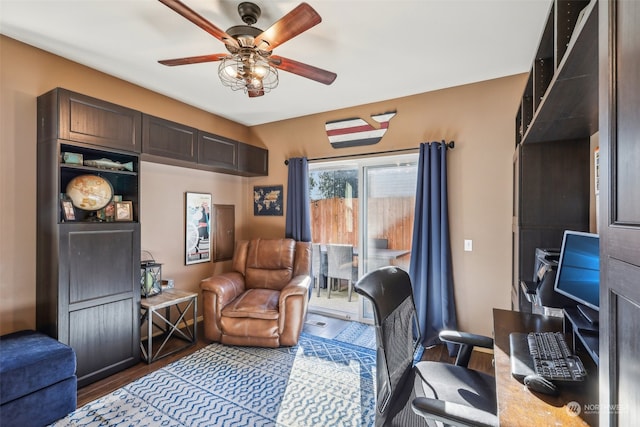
[
  {"left": 412, "top": 397, "right": 499, "bottom": 427},
  {"left": 280, "top": 275, "right": 312, "bottom": 300},
  {"left": 200, "top": 272, "right": 246, "bottom": 307},
  {"left": 278, "top": 275, "right": 311, "bottom": 346}
]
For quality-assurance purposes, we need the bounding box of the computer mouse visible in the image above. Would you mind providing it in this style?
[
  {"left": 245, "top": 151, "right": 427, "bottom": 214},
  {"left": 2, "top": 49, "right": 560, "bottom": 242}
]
[{"left": 524, "top": 374, "right": 558, "bottom": 396}]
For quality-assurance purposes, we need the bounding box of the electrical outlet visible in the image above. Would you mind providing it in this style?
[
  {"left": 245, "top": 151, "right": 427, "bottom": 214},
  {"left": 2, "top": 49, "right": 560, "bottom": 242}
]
[{"left": 464, "top": 240, "right": 473, "bottom": 252}]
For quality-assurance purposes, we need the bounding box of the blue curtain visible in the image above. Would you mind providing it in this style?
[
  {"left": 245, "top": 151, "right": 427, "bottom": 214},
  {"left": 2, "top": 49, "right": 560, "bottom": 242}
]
[
  {"left": 408, "top": 142, "right": 458, "bottom": 350},
  {"left": 285, "top": 157, "right": 312, "bottom": 242}
]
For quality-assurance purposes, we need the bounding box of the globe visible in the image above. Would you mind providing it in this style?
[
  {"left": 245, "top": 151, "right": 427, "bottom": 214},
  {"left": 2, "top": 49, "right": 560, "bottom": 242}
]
[{"left": 66, "top": 174, "right": 113, "bottom": 211}]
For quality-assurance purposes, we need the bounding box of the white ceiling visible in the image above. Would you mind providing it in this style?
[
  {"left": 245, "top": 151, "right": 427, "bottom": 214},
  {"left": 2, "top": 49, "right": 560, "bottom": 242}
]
[{"left": 0, "top": 0, "right": 551, "bottom": 126}]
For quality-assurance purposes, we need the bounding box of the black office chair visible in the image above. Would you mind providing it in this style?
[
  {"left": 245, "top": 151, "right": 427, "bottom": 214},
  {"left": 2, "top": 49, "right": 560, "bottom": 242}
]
[{"left": 354, "top": 267, "right": 498, "bottom": 427}]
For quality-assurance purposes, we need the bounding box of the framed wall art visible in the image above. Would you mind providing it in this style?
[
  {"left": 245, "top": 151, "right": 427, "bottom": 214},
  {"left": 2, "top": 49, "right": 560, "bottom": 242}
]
[
  {"left": 185, "top": 192, "right": 211, "bottom": 265},
  {"left": 253, "top": 185, "right": 283, "bottom": 216}
]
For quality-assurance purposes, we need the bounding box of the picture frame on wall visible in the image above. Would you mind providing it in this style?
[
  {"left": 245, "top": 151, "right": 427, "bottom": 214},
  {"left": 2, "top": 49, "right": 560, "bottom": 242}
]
[
  {"left": 185, "top": 192, "right": 211, "bottom": 265},
  {"left": 253, "top": 185, "right": 283, "bottom": 216}
]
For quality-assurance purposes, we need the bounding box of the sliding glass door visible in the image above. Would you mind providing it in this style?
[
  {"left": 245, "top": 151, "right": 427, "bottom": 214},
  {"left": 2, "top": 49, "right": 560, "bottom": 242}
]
[{"left": 308, "top": 154, "right": 418, "bottom": 322}]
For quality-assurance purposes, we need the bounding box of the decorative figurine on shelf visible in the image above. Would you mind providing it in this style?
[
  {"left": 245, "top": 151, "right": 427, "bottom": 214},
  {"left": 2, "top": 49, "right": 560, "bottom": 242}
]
[{"left": 83, "top": 158, "right": 134, "bottom": 171}]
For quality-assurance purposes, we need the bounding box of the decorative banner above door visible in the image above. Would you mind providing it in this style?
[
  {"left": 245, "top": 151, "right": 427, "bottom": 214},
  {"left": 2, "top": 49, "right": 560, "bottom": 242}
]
[{"left": 325, "top": 111, "right": 396, "bottom": 149}]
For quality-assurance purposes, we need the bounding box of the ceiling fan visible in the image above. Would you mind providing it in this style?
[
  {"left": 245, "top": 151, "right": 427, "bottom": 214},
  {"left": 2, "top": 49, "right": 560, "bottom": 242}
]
[{"left": 158, "top": 0, "right": 337, "bottom": 97}]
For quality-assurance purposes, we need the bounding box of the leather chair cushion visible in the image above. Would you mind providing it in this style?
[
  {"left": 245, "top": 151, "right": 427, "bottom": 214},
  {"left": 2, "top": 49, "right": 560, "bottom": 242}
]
[
  {"left": 245, "top": 239, "right": 295, "bottom": 290},
  {"left": 221, "top": 289, "right": 280, "bottom": 320},
  {"left": 220, "top": 317, "right": 279, "bottom": 340}
]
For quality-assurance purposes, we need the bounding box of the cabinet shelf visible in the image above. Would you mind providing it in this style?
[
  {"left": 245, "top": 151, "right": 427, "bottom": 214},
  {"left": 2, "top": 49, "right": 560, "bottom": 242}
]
[
  {"left": 60, "top": 163, "right": 138, "bottom": 177},
  {"left": 519, "top": 0, "right": 598, "bottom": 144}
]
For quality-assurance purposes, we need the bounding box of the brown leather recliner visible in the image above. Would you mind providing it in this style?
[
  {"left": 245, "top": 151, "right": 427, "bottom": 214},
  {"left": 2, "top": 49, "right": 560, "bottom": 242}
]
[{"left": 200, "top": 238, "right": 312, "bottom": 347}]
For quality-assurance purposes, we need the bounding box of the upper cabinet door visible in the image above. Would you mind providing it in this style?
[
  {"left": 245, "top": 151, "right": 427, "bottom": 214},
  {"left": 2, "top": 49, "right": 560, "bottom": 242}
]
[
  {"left": 39, "top": 88, "right": 142, "bottom": 152},
  {"left": 142, "top": 114, "right": 197, "bottom": 163},
  {"left": 198, "top": 131, "right": 238, "bottom": 172},
  {"left": 237, "top": 143, "right": 268, "bottom": 176}
]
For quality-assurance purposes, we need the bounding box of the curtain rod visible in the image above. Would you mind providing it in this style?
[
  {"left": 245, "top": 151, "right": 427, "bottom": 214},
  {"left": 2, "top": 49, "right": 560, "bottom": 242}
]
[{"left": 284, "top": 140, "right": 454, "bottom": 165}]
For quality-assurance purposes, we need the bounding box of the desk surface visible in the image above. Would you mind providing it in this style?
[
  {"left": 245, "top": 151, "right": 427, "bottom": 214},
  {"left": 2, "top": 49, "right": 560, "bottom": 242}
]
[{"left": 493, "top": 309, "right": 598, "bottom": 426}]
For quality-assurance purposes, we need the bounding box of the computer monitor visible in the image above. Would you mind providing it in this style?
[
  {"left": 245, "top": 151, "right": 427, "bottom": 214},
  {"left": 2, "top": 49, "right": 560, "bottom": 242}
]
[{"left": 553, "top": 231, "right": 600, "bottom": 319}]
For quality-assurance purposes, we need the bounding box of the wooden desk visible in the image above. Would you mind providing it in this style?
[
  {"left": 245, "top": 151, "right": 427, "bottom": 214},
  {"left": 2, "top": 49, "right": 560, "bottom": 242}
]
[{"left": 493, "top": 309, "right": 598, "bottom": 426}]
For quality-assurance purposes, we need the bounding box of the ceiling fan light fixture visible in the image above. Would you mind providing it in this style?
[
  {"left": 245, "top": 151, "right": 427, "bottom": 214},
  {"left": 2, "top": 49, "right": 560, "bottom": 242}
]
[
  {"left": 218, "top": 53, "right": 278, "bottom": 95},
  {"left": 158, "top": 0, "right": 334, "bottom": 98}
]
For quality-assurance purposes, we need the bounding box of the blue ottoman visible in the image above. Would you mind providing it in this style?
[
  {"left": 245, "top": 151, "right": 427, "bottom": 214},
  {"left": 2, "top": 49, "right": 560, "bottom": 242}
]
[{"left": 0, "top": 330, "right": 77, "bottom": 427}]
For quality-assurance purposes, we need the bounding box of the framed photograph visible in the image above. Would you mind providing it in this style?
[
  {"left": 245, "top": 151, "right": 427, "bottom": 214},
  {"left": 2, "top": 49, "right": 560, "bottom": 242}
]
[
  {"left": 115, "top": 201, "right": 133, "bottom": 222},
  {"left": 61, "top": 199, "right": 75, "bottom": 221},
  {"left": 185, "top": 192, "right": 211, "bottom": 265},
  {"left": 253, "top": 185, "right": 283, "bottom": 216}
]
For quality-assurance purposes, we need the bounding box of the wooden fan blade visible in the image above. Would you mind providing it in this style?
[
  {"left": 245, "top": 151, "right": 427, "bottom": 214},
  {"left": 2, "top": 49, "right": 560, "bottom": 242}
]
[
  {"left": 158, "top": 0, "right": 238, "bottom": 49},
  {"left": 254, "top": 3, "right": 321, "bottom": 51},
  {"left": 271, "top": 55, "right": 337, "bottom": 85},
  {"left": 158, "top": 53, "right": 228, "bottom": 66}
]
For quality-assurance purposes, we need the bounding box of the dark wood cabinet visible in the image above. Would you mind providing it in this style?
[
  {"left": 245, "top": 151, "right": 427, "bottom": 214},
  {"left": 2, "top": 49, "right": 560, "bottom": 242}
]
[
  {"left": 598, "top": 0, "right": 640, "bottom": 423},
  {"left": 37, "top": 91, "right": 141, "bottom": 387},
  {"left": 142, "top": 114, "right": 197, "bottom": 165},
  {"left": 213, "top": 204, "right": 235, "bottom": 261},
  {"left": 38, "top": 88, "right": 142, "bottom": 152},
  {"left": 512, "top": 0, "right": 598, "bottom": 311},
  {"left": 139, "top": 114, "right": 267, "bottom": 177},
  {"left": 512, "top": 140, "right": 590, "bottom": 310},
  {"left": 238, "top": 143, "right": 268, "bottom": 176},
  {"left": 58, "top": 223, "right": 140, "bottom": 385},
  {"left": 198, "top": 131, "right": 238, "bottom": 172}
]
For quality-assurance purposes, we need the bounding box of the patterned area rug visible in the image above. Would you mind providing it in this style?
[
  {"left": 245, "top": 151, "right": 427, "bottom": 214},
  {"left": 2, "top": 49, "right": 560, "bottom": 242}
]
[
  {"left": 52, "top": 333, "right": 376, "bottom": 427},
  {"left": 333, "top": 321, "right": 376, "bottom": 350},
  {"left": 334, "top": 321, "right": 425, "bottom": 364}
]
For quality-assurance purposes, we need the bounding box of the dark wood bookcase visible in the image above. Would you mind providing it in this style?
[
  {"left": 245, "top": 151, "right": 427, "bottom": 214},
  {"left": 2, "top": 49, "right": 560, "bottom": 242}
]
[
  {"left": 512, "top": 0, "right": 597, "bottom": 312},
  {"left": 36, "top": 88, "right": 142, "bottom": 387}
]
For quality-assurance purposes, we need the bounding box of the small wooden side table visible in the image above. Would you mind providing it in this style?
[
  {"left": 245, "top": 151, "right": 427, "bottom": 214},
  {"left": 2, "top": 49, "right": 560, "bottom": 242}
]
[{"left": 140, "top": 289, "right": 198, "bottom": 363}]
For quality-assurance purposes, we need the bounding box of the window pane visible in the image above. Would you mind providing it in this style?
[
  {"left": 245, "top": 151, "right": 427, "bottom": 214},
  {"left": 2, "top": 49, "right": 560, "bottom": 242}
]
[
  {"left": 309, "top": 166, "right": 359, "bottom": 245},
  {"left": 308, "top": 154, "right": 417, "bottom": 321},
  {"left": 364, "top": 163, "right": 416, "bottom": 274}
]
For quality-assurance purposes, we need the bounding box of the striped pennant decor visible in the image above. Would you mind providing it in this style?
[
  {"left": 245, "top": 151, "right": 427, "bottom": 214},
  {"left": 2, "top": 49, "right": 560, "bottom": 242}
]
[{"left": 325, "top": 111, "right": 396, "bottom": 148}]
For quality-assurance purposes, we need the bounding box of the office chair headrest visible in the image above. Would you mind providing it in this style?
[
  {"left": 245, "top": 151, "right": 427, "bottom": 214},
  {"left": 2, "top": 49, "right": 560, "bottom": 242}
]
[{"left": 355, "top": 267, "right": 413, "bottom": 321}]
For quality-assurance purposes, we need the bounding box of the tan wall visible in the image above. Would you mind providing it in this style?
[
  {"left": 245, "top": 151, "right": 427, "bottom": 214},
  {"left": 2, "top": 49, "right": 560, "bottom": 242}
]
[
  {"left": 0, "top": 36, "right": 250, "bottom": 334},
  {"left": 1, "top": 34, "right": 527, "bottom": 339},
  {"left": 248, "top": 74, "right": 528, "bottom": 336}
]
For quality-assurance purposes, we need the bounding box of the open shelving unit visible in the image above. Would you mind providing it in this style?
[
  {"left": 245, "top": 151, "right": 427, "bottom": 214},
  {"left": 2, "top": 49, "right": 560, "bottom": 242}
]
[
  {"left": 516, "top": 0, "right": 598, "bottom": 145},
  {"left": 511, "top": 0, "right": 598, "bottom": 314}
]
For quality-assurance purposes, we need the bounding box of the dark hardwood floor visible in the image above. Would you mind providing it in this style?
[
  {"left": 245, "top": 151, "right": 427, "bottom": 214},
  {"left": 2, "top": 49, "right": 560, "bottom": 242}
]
[{"left": 77, "top": 318, "right": 494, "bottom": 407}]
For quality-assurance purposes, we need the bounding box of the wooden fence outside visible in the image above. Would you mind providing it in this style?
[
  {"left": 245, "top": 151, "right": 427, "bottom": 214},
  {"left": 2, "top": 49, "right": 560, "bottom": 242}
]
[{"left": 310, "top": 197, "right": 415, "bottom": 251}]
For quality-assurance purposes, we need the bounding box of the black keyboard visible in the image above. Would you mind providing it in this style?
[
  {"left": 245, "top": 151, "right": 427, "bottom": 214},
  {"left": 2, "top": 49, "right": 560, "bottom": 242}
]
[{"left": 510, "top": 332, "right": 587, "bottom": 382}]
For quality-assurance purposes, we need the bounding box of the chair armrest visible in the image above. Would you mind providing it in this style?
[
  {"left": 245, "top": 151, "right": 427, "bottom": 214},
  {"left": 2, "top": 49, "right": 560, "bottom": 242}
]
[
  {"left": 200, "top": 272, "right": 245, "bottom": 307},
  {"left": 439, "top": 330, "right": 493, "bottom": 367},
  {"left": 280, "top": 275, "right": 312, "bottom": 301},
  {"left": 439, "top": 331, "right": 494, "bottom": 350},
  {"left": 411, "top": 397, "right": 498, "bottom": 427}
]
